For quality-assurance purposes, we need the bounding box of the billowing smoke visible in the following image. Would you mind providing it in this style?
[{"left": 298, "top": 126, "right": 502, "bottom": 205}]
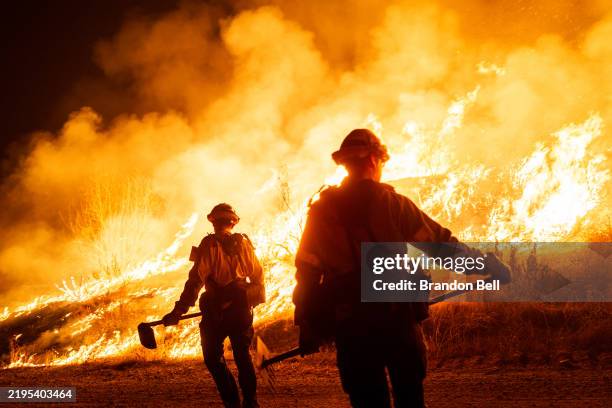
[{"left": 1, "top": 0, "right": 610, "bottom": 307}]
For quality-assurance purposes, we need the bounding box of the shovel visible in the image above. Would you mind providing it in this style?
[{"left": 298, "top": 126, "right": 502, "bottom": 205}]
[
  {"left": 258, "top": 276, "right": 500, "bottom": 368},
  {"left": 138, "top": 312, "right": 202, "bottom": 349}
]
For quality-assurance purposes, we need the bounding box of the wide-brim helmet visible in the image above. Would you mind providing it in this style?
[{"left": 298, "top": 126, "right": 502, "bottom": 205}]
[
  {"left": 207, "top": 203, "right": 240, "bottom": 224},
  {"left": 331, "top": 128, "right": 390, "bottom": 165}
]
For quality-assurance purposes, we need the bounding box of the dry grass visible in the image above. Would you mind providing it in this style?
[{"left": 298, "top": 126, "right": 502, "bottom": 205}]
[
  {"left": 255, "top": 302, "right": 612, "bottom": 368},
  {"left": 423, "top": 302, "right": 612, "bottom": 365},
  {"left": 68, "top": 178, "right": 165, "bottom": 281},
  {"left": 4, "top": 297, "right": 610, "bottom": 368}
]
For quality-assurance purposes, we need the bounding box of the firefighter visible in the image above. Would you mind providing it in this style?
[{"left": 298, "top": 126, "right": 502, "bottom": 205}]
[
  {"left": 293, "top": 129, "right": 511, "bottom": 408},
  {"left": 163, "top": 203, "right": 265, "bottom": 408}
]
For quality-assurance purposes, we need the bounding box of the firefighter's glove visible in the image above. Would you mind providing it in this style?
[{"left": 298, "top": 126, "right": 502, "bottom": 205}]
[
  {"left": 162, "top": 309, "right": 182, "bottom": 326},
  {"left": 298, "top": 322, "right": 321, "bottom": 356},
  {"left": 485, "top": 252, "right": 512, "bottom": 284}
]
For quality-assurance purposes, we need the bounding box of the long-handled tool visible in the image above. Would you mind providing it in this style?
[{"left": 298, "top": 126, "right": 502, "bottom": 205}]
[
  {"left": 137, "top": 312, "right": 202, "bottom": 349},
  {"left": 260, "top": 346, "right": 303, "bottom": 369},
  {"left": 258, "top": 276, "right": 499, "bottom": 368}
]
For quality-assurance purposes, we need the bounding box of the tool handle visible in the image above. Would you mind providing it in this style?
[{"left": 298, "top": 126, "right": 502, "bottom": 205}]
[
  {"left": 148, "top": 312, "right": 203, "bottom": 327},
  {"left": 261, "top": 347, "right": 302, "bottom": 369}
]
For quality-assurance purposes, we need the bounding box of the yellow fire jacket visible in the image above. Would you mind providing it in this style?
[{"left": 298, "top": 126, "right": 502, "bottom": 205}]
[{"left": 175, "top": 233, "right": 264, "bottom": 314}]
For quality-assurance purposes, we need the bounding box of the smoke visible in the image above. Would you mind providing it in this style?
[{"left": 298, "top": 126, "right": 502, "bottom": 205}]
[
  {"left": 94, "top": 2, "right": 233, "bottom": 116},
  {"left": 1, "top": 0, "right": 611, "bottom": 306}
]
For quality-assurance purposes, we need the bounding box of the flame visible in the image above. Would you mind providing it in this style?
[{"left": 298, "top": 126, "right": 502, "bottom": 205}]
[
  {"left": 383, "top": 87, "right": 480, "bottom": 180},
  {"left": 487, "top": 115, "right": 608, "bottom": 241},
  {"left": 1, "top": 307, "right": 11, "bottom": 321},
  {"left": 2, "top": 3, "right": 611, "bottom": 367},
  {"left": 4, "top": 96, "right": 609, "bottom": 368},
  {"left": 3, "top": 213, "right": 198, "bottom": 320}
]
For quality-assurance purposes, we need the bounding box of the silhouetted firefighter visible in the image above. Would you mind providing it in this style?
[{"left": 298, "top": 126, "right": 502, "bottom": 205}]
[
  {"left": 163, "top": 203, "right": 265, "bottom": 408},
  {"left": 293, "top": 129, "right": 511, "bottom": 408}
]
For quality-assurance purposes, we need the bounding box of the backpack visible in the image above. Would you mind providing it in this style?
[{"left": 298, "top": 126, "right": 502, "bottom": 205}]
[{"left": 210, "top": 233, "right": 265, "bottom": 308}]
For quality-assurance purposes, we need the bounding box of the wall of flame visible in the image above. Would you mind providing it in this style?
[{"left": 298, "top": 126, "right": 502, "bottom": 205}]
[{"left": 0, "top": 0, "right": 610, "bottom": 367}]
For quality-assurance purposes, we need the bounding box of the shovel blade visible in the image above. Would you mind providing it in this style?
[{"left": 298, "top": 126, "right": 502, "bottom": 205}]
[
  {"left": 255, "top": 336, "right": 271, "bottom": 369},
  {"left": 138, "top": 323, "right": 157, "bottom": 349}
]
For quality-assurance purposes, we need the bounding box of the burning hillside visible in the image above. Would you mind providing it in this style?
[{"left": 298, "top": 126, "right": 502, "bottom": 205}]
[{"left": 1, "top": 1, "right": 611, "bottom": 368}]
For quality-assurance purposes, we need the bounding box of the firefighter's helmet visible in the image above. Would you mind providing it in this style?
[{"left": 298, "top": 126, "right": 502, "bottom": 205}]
[
  {"left": 331, "top": 128, "right": 390, "bottom": 165},
  {"left": 207, "top": 203, "right": 240, "bottom": 224}
]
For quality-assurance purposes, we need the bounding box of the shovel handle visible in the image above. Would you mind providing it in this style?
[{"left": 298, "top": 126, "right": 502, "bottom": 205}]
[
  {"left": 261, "top": 347, "right": 303, "bottom": 369},
  {"left": 147, "top": 312, "right": 203, "bottom": 327}
]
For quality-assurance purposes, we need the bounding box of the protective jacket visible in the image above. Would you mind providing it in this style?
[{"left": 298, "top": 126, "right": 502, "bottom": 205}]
[
  {"left": 293, "top": 177, "right": 472, "bottom": 332},
  {"left": 174, "top": 233, "right": 265, "bottom": 315}
]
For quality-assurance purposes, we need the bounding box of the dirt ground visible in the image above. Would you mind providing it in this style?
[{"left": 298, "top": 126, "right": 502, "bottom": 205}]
[{"left": 1, "top": 353, "right": 610, "bottom": 407}]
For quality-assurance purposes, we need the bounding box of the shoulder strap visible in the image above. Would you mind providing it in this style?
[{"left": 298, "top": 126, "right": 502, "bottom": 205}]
[{"left": 241, "top": 233, "right": 254, "bottom": 248}]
